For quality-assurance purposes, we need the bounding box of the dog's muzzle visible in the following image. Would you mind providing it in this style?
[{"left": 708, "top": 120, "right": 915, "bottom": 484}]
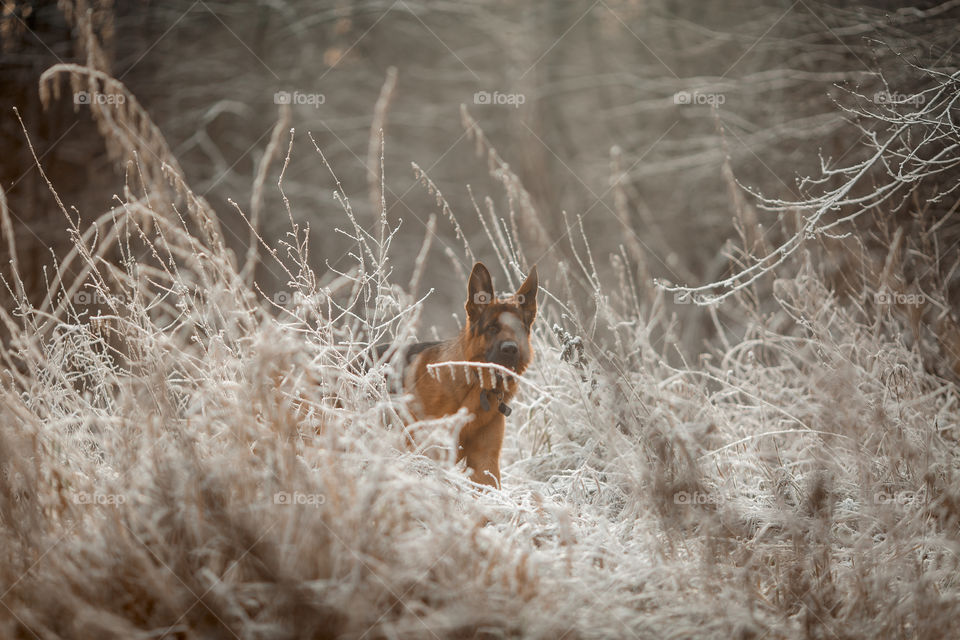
[{"left": 487, "top": 340, "right": 520, "bottom": 370}]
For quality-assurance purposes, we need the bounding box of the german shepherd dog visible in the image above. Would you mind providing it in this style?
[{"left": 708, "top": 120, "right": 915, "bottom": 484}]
[{"left": 377, "top": 262, "right": 537, "bottom": 488}]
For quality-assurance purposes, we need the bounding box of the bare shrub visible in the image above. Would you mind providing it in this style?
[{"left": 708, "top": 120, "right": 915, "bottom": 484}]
[{"left": 3, "top": 6, "right": 960, "bottom": 640}]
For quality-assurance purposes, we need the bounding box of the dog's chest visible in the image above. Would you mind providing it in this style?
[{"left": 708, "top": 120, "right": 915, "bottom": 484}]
[{"left": 408, "top": 365, "right": 512, "bottom": 420}]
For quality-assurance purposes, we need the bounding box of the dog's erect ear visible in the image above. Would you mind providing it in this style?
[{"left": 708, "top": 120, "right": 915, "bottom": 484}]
[
  {"left": 466, "top": 262, "right": 494, "bottom": 320},
  {"left": 515, "top": 265, "right": 538, "bottom": 327}
]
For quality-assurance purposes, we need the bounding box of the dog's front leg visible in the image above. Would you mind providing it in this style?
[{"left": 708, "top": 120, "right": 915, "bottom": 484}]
[{"left": 458, "top": 415, "right": 505, "bottom": 488}]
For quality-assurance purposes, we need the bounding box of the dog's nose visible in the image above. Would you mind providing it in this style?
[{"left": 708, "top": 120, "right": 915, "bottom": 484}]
[{"left": 500, "top": 340, "right": 518, "bottom": 355}]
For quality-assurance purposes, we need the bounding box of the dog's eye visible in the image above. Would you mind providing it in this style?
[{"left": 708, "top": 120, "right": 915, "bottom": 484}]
[{"left": 485, "top": 325, "right": 499, "bottom": 335}]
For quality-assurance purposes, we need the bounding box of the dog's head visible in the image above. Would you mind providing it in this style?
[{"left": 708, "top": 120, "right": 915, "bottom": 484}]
[{"left": 463, "top": 261, "right": 537, "bottom": 375}]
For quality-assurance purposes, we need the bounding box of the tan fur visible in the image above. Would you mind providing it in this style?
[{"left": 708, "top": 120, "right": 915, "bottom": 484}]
[{"left": 398, "top": 262, "right": 537, "bottom": 488}]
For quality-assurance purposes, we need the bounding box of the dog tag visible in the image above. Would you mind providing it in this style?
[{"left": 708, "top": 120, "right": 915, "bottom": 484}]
[
  {"left": 480, "top": 392, "right": 490, "bottom": 412},
  {"left": 498, "top": 402, "right": 511, "bottom": 416}
]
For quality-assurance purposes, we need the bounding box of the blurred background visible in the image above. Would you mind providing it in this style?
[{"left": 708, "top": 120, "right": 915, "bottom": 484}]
[{"left": 2, "top": 0, "right": 958, "bottom": 342}]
